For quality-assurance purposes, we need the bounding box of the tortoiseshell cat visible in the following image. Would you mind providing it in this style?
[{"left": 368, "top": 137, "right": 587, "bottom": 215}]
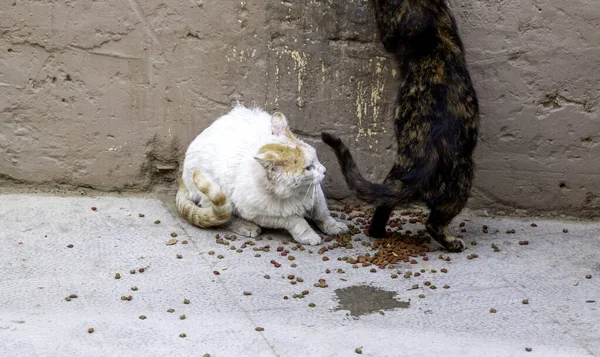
[{"left": 322, "top": 0, "right": 479, "bottom": 252}]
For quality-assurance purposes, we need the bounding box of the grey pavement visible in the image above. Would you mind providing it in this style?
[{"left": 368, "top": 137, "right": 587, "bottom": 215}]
[{"left": 0, "top": 194, "right": 598, "bottom": 357}]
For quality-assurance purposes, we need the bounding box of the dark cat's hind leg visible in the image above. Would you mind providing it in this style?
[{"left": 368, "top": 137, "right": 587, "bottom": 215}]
[
  {"left": 426, "top": 205, "right": 466, "bottom": 252},
  {"left": 367, "top": 166, "right": 411, "bottom": 238},
  {"left": 367, "top": 205, "right": 393, "bottom": 238}
]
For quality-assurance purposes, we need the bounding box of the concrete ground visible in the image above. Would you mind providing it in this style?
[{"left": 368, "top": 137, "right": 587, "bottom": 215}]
[{"left": 0, "top": 194, "right": 598, "bottom": 357}]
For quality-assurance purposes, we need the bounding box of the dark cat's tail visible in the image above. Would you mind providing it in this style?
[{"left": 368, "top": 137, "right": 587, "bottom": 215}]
[{"left": 321, "top": 132, "right": 413, "bottom": 207}]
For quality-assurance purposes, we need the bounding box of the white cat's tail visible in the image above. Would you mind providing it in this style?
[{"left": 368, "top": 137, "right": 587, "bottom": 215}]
[{"left": 176, "top": 170, "right": 232, "bottom": 228}]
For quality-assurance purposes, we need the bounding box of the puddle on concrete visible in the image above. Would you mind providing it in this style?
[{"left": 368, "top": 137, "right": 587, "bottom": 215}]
[{"left": 334, "top": 285, "right": 410, "bottom": 318}]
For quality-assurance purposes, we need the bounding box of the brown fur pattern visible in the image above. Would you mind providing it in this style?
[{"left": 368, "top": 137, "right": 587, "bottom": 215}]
[
  {"left": 322, "top": 0, "right": 480, "bottom": 252},
  {"left": 176, "top": 170, "right": 232, "bottom": 228},
  {"left": 257, "top": 143, "right": 307, "bottom": 174}
]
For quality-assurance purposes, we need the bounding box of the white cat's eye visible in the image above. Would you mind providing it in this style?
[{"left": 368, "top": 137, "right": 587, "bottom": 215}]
[{"left": 306, "top": 165, "right": 314, "bottom": 171}]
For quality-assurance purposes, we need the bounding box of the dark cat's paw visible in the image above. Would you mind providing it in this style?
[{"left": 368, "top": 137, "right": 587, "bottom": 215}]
[
  {"left": 367, "top": 224, "right": 387, "bottom": 238},
  {"left": 321, "top": 132, "right": 341, "bottom": 148},
  {"left": 444, "top": 237, "right": 466, "bottom": 252}
]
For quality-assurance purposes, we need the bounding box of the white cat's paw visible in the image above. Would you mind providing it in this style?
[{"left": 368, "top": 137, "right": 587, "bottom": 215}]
[
  {"left": 240, "top": 225, "right": 262, "bottom": 238},
  {"left": 227, "top": 220, "right": 262, "bottom": 238},
  {"left": 294, "top": 230, "right": 322, "bottom": 246},
  {"left": 321, "top": 219, "right": 348, "bottom": 236}
]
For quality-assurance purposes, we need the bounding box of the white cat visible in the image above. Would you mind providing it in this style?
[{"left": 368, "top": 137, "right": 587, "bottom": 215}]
[{"left": 176, "top": 105, "right": 348, "bottom": 245}]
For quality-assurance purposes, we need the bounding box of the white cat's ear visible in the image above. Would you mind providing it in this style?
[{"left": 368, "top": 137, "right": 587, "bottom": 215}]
[
  {"left": 254, "top": 153, "right": 274, "bottom": 170},
  {"left": 270, "top": 112, "right": 289, "bottom": 137}
]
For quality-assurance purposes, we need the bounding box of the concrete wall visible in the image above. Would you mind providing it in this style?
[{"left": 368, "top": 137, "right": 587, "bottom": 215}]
[{"left": 1, "top": 0, "right": 599, "bottom": 214}]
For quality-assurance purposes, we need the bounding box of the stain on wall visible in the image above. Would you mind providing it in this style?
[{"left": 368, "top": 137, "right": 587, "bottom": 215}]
[{"left": 0, "top": 0, "right": 599, "bottom": 214}]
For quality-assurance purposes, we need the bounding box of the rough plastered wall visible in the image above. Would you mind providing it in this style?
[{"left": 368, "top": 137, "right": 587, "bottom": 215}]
[{"left": 0, "top": 0, "right": 599, "bottom": 214}]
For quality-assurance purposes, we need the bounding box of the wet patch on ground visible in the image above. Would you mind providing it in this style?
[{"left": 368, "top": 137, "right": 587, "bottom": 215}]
[{"left": 334, "top": 285, "right": 410, "bottom": 318}]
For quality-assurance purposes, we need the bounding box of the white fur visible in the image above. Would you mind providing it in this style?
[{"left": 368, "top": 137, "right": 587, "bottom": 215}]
[{"left": 182, "top": 105, "right": 347, "bottom": 245}]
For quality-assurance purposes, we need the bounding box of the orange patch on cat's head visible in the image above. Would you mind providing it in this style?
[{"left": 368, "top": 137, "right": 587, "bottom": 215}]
[{"left": 257, "top": 143, "right": 306, "bottom": 173}]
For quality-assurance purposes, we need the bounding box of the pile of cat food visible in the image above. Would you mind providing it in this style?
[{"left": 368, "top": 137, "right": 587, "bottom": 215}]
[{"left": 329, "top": 204, "right": 435, "bottom": 269}]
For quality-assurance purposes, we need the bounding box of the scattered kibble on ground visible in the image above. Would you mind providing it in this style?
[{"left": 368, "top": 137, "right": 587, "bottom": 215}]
[
  {"left": 88, "top": 328, "right": 94, "bottom": 333},
  {"left": 139, "top": 315, "right": 146, "bottom": 320},
  {"left": 179, "top": 333, "right": 186, "bottom": 338},
  {"left": 355, "top": 347, "right": 363, "bottom": 354},
  {"left": 490, "top": 308, "right": 497, "bottom": 313},
  {"left": 114, "top": 273, "right": 120, "bottom": 279},
  {"left": 255, "top": 327, "right": 264, "bottom": 332}
]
